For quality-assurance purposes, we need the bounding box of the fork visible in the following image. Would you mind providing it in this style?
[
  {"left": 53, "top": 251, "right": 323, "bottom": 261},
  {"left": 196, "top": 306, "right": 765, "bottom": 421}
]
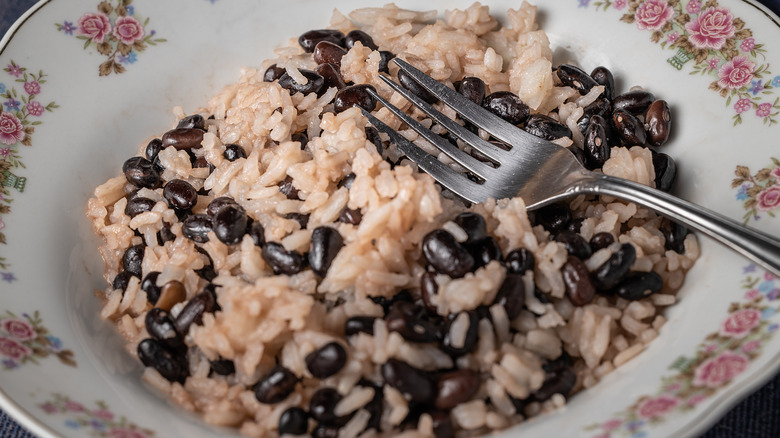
[{"left": 361, "top": 58, "right": 780, "bottom": 277}]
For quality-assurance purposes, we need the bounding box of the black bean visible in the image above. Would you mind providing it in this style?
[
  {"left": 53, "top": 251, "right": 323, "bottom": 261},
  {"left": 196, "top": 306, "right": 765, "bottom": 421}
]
[
  {"left": 254, "top": 365, "right": 298, "bottom": 404},
  {"left": 213, "top": 204, "right": 248, "bottom": 245},
  {"left": 594, "top": 243, "right": 636, "bottom": 290},
  {"left": 468, "top": 236, "right": 502, "bottom": 269},
  {"left": 292, "top": 132, "right": 309, "bottom": 150},
  {"left": 123, "top": 156, "right": 160, "bottom": 189},
  {"left": 505, "top": 247, "right": 535, "bottom": 274},
  {"left": 334, "top": 84, "right": 377, "bottom": 114},
  {"left": 193, "top": 156, "right": 212, "bottom": 170},
  {"left": 176, "top": 114, "right": 206, "bottom": 131},
  {"left": 345, "top": 316, "right": 376, "bottom": 336},
  {"left": 338, "top": 173, "right": 356, "bottom": 189},
  {"left": 361, "top": 381, "right": 384, "bottom": 431},
  {"left": 557, "top": 64, "right": 599, "bottom": 95},
  {"left": 210, "top": 359, "right": 235, "bottom": 376},
  {"left": 422, "top": 229, "right": 475, "bottom": 278},
  {"left": 278, "top": 70, "right": 325, "bottom": 95},
  {"left": 430, "top": 410, "right": 453, "bottom": 438},
  {"left": 182, "top": 214, "right": 213, "bottom": 243},
  {"left": 482, "top": 91, "right": 529, "bottom": 125},
  {"left": 534, "top": 203, "right": 571, "bottom": 234},
  {"left": 206, "top": 196, "right": 238, "bottom": 216},
  {"left": 577, "top": 97, "right": 612, "bottom": 134},
  {"left": 562, "top": 256, "right": 596, "bottom": 306},
  {"left": 174, "top": 289, "right": 217, "bottom": 335},
  {"left": 434, "top": 369, "right": 480, "bottom": 410},
  {"left": 381, "top": 358, "right": 435, "bottom": 403},
  {"left": 440, "top": 311, "right": 479, "bottom": 356},
  {"left": 158, "top": 222, "right": 175, "bottom": 244},
  {"left": 345, "top": 29, "right": 378, "bottom": 50},
  {"left": 315, "top": 63, "right": 346, "bottom": 92},
  {"left": 141, "top": 271, "right": 162, "bottom": 304},
  {"left": 385, "top": 302, "right": 440, "bottom": 343},
  {"left": 398, "top": 68, "right": 438, "bottom": 104},
  {"left": 145, "top": 138, "right": 163, "bottom": 161},
  {"left": 338, "top": 207, "right": 362, "bottom": 225},
  {"left": 123, "top": 244, "right": 144, "bottom": 277},
  {"left": 125, "top": 197, "right": 157, "bottom": 218},
  {"left": 306, "top": 342, "right": 348, "bottom": 378},
  {"left": 378, "top": 50, "right": 395, "bottom": 74},
  {"left": 645, "top": 100, "right": 672, "bottom": 146},
  {"left": 112, "top": 271, "right": 133, "bottom": 292},
  {"left": 299, "top": 29, "right": 345, "bottom": 53},
  {"left": 247, "top": 221, "right": 266, "bottom": 247},
  {"left": 313, "top": 41, "right": 347, "bottom": 68},
  {"left": 589, "top": 232, "right": 615, "bottom": 252},
  {"left": 568, "top": 217, "right": 584, "bottom": 234},
  {"left": 223, "top": 144, "right": 247, "bottom": 161},
  {"left": 555, "top": 230, "right": 592, "bottom": 260},
  {"left": 590, "top": 66, "right": 615, "bottom": 100},
  {"left": 661, "top": 218, "right": 688, "bottom": 253},
  {"left": 533, "top": 364, "right": 577, "bottom": 401},
  {"left": 279, "top": 407, "right": 309, "bottom": 435},
  {"left": 137, "top": 338, "right": 188, "bottom": 383},
  {"left": 494, "top": 273, "right": 525, "bottom": 319},
  {"left": 524, "top": 114, "right": 572, "bottom": 141},
  {"left": 584, "top": 114, "right": 611, "bottom": 169},
  {"left": 652, "top": 150, "right": 677, "bottom": 192},
  {"left": 163, "top": 179, "right": 198, "bottom": 211},
  {"left": 263, "top": 64, "right": 286, "bottom": 82},
  {"left": 613, "top": 271, "right": 663, "bottom": 300},
  {"left": 420, "top": 272, "right": 439, "bottom": 313},
  {"left": 453, "top": 212, "right": 487, "bottom": 244},
  {"left": 145, "top": 308, "right": 182, "bottom": 348},
  {"left": 613, "top": 90, "right": 656, "bottom": 115},
  {"left": 278, "top": 175, "right": 299, "bottom": 199},
  {"left": 284, "top": 212, "right": 310, "bottom": 229},
  {"left": 456, "top": 77, "right": 486, "bottom": 105},
  {"left": 309, "top": 227, "right": 344, "bottom": 277},
  {"left": 612, "top": 109, "right": 647, "bottom": 146},
  {"left": 311, "top": 424, "right": 339, "bottom": 438},
  {"left": 309, "top": 387, "right": 348, "bottom": 425},
  {"left": 262, "top": 242, "right": 305, "bottom": 275},
  {"left": 161, "top": 127, "right": 205, "bottom": 151}
]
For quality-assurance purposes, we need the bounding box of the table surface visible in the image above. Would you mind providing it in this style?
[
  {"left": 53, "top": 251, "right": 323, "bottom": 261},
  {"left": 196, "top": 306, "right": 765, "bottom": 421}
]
[{"left": 2, "top": 0, "right": 780, "bottom": 437}]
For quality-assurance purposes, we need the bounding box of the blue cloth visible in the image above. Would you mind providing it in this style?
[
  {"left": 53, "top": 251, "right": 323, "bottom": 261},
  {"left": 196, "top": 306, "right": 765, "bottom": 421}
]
[{"left": 1, "top": 0, "right": 780, "bottom": 437}]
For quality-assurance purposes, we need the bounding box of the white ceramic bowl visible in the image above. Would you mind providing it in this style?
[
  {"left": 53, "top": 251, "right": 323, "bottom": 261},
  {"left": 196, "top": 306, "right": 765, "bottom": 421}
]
[{"left": 1, "top": 1, "right": 780, "bottom": 437}]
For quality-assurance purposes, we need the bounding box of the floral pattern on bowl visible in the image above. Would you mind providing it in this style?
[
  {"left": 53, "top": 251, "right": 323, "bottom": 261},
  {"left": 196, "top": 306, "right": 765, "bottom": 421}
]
[
  {"left": 39, "top": 394, "right": 154, "bottom": 438},
  {"left": 0, "top": 311, "right": 76, "bottom": 370},
  {"left": 732, "top": 157, "right": 780, "bottom": 223}
]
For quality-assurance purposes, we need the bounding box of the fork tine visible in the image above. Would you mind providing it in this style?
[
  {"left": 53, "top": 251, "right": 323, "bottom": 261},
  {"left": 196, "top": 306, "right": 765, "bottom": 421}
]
[
  {"left": 393, "top": 58, "right": 551, "bottom": 150},
  {"left": 366, "top": 86, "right": 493, "bottom": 179},
  {"left": 376, "top": 74, "right": 508, "bottom": 164},
  {"left": 361, "top": 109, "right": 487, "bottom": 203}
]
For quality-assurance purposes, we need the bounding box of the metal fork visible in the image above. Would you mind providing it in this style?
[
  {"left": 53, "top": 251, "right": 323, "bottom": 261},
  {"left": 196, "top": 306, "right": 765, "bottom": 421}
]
[{"left": 362, "top": 58, "right": 780, "bottom": 277}]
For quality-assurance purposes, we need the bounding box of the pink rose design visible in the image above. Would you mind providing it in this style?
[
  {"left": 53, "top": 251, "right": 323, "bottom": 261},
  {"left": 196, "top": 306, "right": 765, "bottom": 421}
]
[
  {"left": 635, "top": 0, "right": 675, "bottom": 31},
  {"left": 2, "top": 319, "right": 36, "bottom": 340},
  {"left": 667, "top": 31, "right": 679, "bottom": 43},
  {"left": 0, "top": 337, "right": 32, "bottom": 360},
  {"left": 693, "top": 351, "right": 749, "bottom": 388},
  {"left": 770, "top": 167, "right": 780, "bottom": 181},
  {"left": 756, "top": 186, "right": 780, "bottom": 211},
  {"left": 686, "top": 0, "right": 701, "bottom": 14},
  {"left": 766, "top": 271, "right": 778, "bottom": 281},
  {"left": 26, "top": 101, "right": 44, "bottom": 117},
  {"left": 718, "top": 55, "right": 755, "bottom": 89},
  {"left": 744, "top": 289, "right": 761, "bottom": 300},
  {"left": 756, "top": 102, "right": 772, "bottom": 118},
  {"left": 39, "top": 402, "right": 57, "bottom": 414},
  {"left": 94, "top": 409, "right": 114, "bottom": 421},
  {"left": 686, "top": 7, "right": 736, "bottom": 50},
  {"left": 65, "top": 401, "right": 84, "bottom": 412},
  {"left": 720, "top": 308, "right": 762, "bottom": 338},
  {"left": 742, "top": 339, "right": 761, "bottom": 353},
  {"left": 601, "top": 419, "right": 623, "bottom": 430},
  {"left": 23, "top": 81, "right": 40, "bottom": 95},
  {"left": 734, "top": 98, "right": 752, "bottom": 113},
  {"left": 707, "top": 57, "right": 720, "bottom": 70},
  {"left": 108, "top": 428, "right": 148, "bottom": 438},
  {"left": 686, "top": 393, "right": 707, "bottom": 406},
  {"left": 112, "top": 16, "right": 145, "bottom": 45},
  {"left": 0, "top": 112, "right": 25, "bottom": 145},
  {"left": 636, "top": 394, "right": 680, "bottom": 419},
  {"left": 740, "top": 37, "right": 756, "bottom": 52},
  {"left": 77, "top": 12, "right": 112, "bottom": 44},
  {"left": 613, "top": 0, "right": 627, "bottom": 10}
]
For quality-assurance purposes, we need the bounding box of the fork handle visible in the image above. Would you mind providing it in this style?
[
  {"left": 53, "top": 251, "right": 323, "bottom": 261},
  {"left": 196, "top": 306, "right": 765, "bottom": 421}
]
[{"left": 577, "top": 173, "right": 780, "bottom": 277}]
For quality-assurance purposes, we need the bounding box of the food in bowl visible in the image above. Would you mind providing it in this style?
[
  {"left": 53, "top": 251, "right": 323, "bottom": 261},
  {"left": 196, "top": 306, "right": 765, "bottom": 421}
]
[{"left": 86, "top": 3, "right": 698, "bottom": 436}]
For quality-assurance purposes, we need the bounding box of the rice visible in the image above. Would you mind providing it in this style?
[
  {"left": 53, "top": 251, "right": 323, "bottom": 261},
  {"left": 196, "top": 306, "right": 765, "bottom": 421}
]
[{"left": 86, "top": 3, "right": 699, "bottom": 437}]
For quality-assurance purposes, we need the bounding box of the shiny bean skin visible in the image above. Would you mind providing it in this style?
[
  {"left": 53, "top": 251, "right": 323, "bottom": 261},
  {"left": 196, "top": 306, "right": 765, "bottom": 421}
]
[
  {"left": 505, "top": 247, "right": 535, "bottom": 274},
  {"left": 278, "top": 70, "right": 325, "bottom": 95},
  {"left": 137, "top": 338, "right": 188, "bottom": 383},
  {"left": 123, "top": 244, "right": 144, "bottom": 277},
  {"left": 385, "top": 302, "right": 440, "bottom": 343},
  {"left": 454, "top": 212, "right": 487, "bottom": 244},
  {"left": 533, "top": 364, "right": 577, "bottom": 401},
  {"left": 309, "top": 227, "right": 344, "bottom": 277},
  {"left": 613, "top": 90, "right": 656, "bottom": 115},
  {"left": 562, "top": 256, "right": 596, "bottom": 306},
  {"left": 645, "top": 100, "right": 672, "bottom": 146},
  {"left": 298, "top": 29, "right": 345, "bottom": 53},
  {"left": 279, "top": 407, "right": 309, "bottom": 436},
  {"left": 434, "top": 369, "right": 481, "bottom": 410},
  {"left": 524, "top": 114, "right": 572, "bottom": 141},
  {"left": 213, "top": 204, "right": 248, "bottom": 245},
  {"left": 334, "top": 84, "right": 377, "bottom": 113},
  {"left": 284, "top": 212, "right": 310, "bottom": 229},
  {"left": 557, "top": 64, "right": 599, "bottom": 94},
  {"left": 155, "top": 280, "right": 187, "bottom": 311},
  {"left": 594, "top": 243, "right": 636, "bottom": 290},
  {"left": 590, "top": 66, "right": 615, "bottom": 100},
  {"left": 440, "top": 311, "right": 479, "bottom": 356},
  {"left": 161, "top": 127, "right": 205, "bottom": 151},
  {"left": 468, "top": 237, "right": 502, "bottom": 269},
  {"left": 338, "top": 173, "right": 356, "bottom": 190},
  {"left": 253, "top": 365, "right": 299, "bottom": 404},
  {"left": 589, "top": 232, "right": 615, "bottom": 252},
  {"left": 247, "top": 221, "right": 266, "bottom": 247},
  {"left": 345, "top": 29, "right": 378, "bottom": 50},
  {"left": 652, "top": 151, "right": 677, "bottom": 192},
  {"left": 420, "top": 271, "right": 439, "bottom": 313},
  {"left": 456, "top": 77, "right": 486, "bottom": 105},
  {"left": 398, "top": 68, "right": 438, "bottom": 104},
  {"left": 174, "top": 289, "right": 217, "bottom": 335},
  {"left": 494, "top": 273, "right": 525, "bottom": 319},
  {"left": 422, "top": 229, "right": 475, "bottom": 278},
  {"left": 145, "top": 308, "right": 182, "bottom": 348},
  {"left": 381, "top": 358, "right": 436, "bottom": 403},
  {"left": 163, "top": 179, "right": 198, "bottom": 210},
  {"left": 344, "top": 316, "right": 377, "bottom": 336},
  {"left": 309, "top": 388, "right": 347, "bottom": 425},
  {"left": 577, "top": 97, "right": 612, "bottom": 134},
  {"left": 430, "top": 410, "right": 454, "bottom": 438},
  {"left": 223, "top": 144, "right": 247, "bottom": 161},
  {"left": 364, "top": 126, "right": 383, "bottom": 155},
  {"left": 124, "top": 197, "right": 156, "bottom": 218},
  {"left": 176, "top": 114, "right": 206, "bottom": 130},
  {"left": 206, "top": 196, "right": 238, "bottom": 216},
  {"left": 482, "top": 91, "right": 529, "bottom": 125},
  {"left": 568, "top": 145, "right": 588, "bottom": 167},
  {"left": 112, "top": 271, "right": 133, "bottom": 292},
  {"left": 378, "top": 50, "right": 394, "bottom": 73},
  {"left": 614, "top": 271, "right": 663, "bottom": 300},
  {"left": 141, "top": 271, "right": 161, "bottom": 304},
  {"left": 534, "top": 203, "right": 571, "bottom": 234},
  {"left": 263, "top": 64, "right": 285, "bottom": 82},
  {"left": 612, "top": 109, "right": 647, "bottom": 146},
  {"left": 278, "top": 175, "right": 299, "bottom": 199},
  {"left": 305, "top": 342, "right": 348, "bottom": 378},
  {"left": 584, "top": 114, "right": 611, "bottom": 169},
  {"left": 554, "top": 230, "right": 592, "bottom": 260},
  {"left": 123, "top": 156, "right": 160, "bottom": 189},
  {"left": 315, "top": 63, "right": 346, "bottom": 91},
  {"left": 338, "top": 207, "right": 362, "bottom": 225},
  {"left": 209, "top": 359, "right": 235, "bottom": 376},
  {"left": 145, "top": 138, "right": 163, "bottom": 161},
  {"left": 661, "top": 218, "right": 688, "bottom": 253},
  {"left": 313, "top": 41, "right": 347, "bottom": 68},
  {"left": 262, "top": 242, "right": 305, "bottom": 276},
  {"left": 181, "top": 214, "right": 213, "bottom": 243}
]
